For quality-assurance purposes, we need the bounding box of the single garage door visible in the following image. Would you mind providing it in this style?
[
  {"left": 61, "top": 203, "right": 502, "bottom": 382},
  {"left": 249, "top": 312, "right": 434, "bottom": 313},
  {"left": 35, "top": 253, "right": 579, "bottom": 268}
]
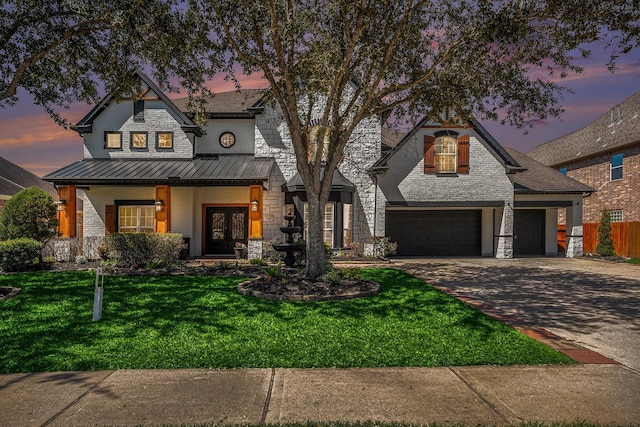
[
  {"left": 514, "top": 209, "right": 545, "bottom": 256},
  {"left": 386, "top": 210, "right": 481, "bottom": 256}
]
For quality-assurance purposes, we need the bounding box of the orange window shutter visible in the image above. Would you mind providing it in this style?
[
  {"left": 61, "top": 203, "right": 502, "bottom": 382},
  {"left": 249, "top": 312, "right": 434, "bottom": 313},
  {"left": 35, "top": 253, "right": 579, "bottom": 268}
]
[
  {"left": 105, "top": 205, "right": 116, "bottom": 234},
  {"left": 457, "top": 135, "right": 470, "bottom": 174},
  {"left": 424, "top": 135, "right": 436, "bottom": 174},
  {"left": 155, "top": 185, "right": 170, "bottom": 233}
]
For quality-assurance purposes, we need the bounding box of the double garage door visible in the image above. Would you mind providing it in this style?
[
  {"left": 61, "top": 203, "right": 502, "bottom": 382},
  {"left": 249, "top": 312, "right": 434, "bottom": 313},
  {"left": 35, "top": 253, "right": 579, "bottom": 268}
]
[
  {"left": 386, "top": 210, "right": 481, "bottom": 256},
  {"left": 386, "top": 209, "right": 546, "bottom": 256}
]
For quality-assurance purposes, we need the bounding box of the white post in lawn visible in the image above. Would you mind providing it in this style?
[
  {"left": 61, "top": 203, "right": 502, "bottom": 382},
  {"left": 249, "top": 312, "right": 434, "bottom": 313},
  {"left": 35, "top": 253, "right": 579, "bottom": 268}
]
[{"left": 93, "top": 267, "right": 104, "bottom": 321}]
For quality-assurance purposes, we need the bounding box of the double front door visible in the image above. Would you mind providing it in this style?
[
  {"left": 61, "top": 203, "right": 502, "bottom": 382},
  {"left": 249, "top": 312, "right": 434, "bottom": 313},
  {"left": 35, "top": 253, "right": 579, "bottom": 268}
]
[{"left": 204, "top": 206, "right": 248, "bottom": 255}]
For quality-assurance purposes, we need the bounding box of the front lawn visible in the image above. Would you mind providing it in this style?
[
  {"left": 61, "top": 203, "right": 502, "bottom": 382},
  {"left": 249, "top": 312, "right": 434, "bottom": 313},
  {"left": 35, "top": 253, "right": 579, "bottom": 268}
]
[{"left": 0, "top": 268, "right": 574, "bottom": 373}]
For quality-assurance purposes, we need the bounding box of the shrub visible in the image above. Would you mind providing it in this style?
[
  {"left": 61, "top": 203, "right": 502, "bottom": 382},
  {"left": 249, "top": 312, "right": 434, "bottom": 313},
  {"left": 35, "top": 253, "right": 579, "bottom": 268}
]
[
  {"left": 262, "top": 238, "right": 285, "bottom": 263},
  {"left": 0, "top": 187, "right": 58, "bottom": 243},
  {"left": 373, "top": 237, "right": 398, "bottom": 258},
  {"left": 0, "top": 238, "right": 43, "bottom": 272},
  {"left": 100, "top": 233, "right": 184, "bottom": 268},
  {"left": 596, "top": 210, "right": 615, "bottom": 257}
]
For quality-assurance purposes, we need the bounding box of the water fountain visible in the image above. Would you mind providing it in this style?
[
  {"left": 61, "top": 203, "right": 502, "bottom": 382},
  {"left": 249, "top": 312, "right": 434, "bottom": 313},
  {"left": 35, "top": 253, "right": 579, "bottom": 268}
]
[{"left": 272, "top": 212, "right": 305, "bottom": 267}]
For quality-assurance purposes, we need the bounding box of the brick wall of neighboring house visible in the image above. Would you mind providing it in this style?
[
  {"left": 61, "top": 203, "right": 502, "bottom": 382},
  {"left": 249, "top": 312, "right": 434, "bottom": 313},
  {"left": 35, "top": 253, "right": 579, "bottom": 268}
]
[
  {"left": 563, "top": 144, "right": 640, "bottom": 223},
  {"left": 559, "top": 144, "right": 640, "bottom": 256}
]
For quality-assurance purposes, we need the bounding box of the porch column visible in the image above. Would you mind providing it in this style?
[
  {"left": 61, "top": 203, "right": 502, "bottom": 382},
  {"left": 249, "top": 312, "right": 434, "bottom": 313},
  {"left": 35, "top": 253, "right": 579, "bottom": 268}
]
[
  {"left": 565, "top": 199, "right": 583, "bottom": 257},
  {"left": 496, "top": 203, "right": 514, "bottom": 258},
  {"left": 155, "top": 185, "right": 170, "bottom": 233},
  {"left": 248, "top": 185, "right": 263, "bottom": 260},
  {"left": 57, "top": 185, "right": 77, "bottom": 238},
  {"left": 545, "top": 208, "right": 559, "bottom": 256}
]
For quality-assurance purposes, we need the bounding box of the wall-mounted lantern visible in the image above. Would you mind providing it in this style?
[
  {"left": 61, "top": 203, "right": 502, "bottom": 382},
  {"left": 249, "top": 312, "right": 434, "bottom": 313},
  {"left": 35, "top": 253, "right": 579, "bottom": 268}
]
[
  {"left": 155, "top": 200, "right": 164, "bottom": 212},
  {"left": 251, "top": 199, "right": 259, "bottom": 212},
  {"left": 55, "top": 198, "right": 67, "bottom": 211}
]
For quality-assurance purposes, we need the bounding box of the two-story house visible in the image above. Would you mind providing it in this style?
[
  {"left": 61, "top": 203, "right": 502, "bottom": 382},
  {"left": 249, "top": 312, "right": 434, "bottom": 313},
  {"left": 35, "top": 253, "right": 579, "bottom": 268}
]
[
  {"left": 529, "top": 91, "right": 640, "bottom": 258},
  {"left": 44, "top": 70, "right": 592, "bottom": 259},
  {"left": 44, "top": 70, "right": 379, "bottom": 259}
]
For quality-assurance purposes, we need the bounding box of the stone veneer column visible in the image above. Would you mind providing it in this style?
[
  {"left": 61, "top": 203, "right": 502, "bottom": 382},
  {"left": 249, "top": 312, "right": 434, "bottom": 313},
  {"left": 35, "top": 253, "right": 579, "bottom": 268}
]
[
  {"left": 496, "top": 203, "right": 514, "bottom": 258},
  {"left": 248, "top": 239, "right": 263, "bottom": 260},
  {"left": 565, "top": 202, "right": 583, "bottom": 258}
]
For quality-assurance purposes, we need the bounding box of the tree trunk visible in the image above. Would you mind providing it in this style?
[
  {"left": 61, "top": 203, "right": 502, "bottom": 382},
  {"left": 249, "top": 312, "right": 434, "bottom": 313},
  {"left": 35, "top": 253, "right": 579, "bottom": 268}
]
[{"left": 305, "top": 197, "right": 326, "bottom": 278}]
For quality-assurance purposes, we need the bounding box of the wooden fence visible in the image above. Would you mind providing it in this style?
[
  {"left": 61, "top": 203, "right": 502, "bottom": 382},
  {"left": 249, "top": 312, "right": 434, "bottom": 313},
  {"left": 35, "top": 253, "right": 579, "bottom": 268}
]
[{"left": 582, "top": 221, "right": 640, "bottom": 258}]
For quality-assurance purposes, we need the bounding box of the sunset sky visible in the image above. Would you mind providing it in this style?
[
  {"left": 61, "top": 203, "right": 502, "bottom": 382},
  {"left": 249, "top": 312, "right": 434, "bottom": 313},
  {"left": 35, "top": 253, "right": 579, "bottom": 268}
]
[{"left": 1, "top": 43, "right": 639, "bottom": 178}]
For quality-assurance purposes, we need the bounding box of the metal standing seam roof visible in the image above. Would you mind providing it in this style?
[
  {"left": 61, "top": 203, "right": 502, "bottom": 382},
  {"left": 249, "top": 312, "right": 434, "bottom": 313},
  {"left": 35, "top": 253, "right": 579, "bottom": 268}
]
[{"left": 43, "top": 156, "right": 275, "bottom": 185}]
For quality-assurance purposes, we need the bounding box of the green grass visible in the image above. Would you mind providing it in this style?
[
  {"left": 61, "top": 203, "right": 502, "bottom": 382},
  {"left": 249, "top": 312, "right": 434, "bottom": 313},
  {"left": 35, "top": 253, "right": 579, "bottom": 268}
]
[
  {"left": 627, "top": 258, "right": 640, "bottom": 265},
  {"left": 0, "top": 268, "right": 574, "bottom": 373}
]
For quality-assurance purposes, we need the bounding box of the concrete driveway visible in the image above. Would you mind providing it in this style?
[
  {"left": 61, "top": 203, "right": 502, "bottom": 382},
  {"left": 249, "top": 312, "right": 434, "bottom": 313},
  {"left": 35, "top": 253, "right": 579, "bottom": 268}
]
[{"left": 394, "top": 257, "right": 640, "bottom": 371}]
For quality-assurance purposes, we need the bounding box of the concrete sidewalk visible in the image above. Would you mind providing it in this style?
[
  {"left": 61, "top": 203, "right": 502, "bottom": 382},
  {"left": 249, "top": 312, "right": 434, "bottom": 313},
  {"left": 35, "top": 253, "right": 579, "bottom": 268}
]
[{"left": 2, "top": 365, "right": 639, "bottom": 426}]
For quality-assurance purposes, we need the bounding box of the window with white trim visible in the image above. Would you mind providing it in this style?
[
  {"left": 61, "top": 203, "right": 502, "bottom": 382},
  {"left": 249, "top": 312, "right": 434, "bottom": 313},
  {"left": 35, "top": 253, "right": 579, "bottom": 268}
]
[
  {"left": 304, "top": 203, "right": 335, "bottom": 247},
  {"left": 609, "top": 210, "right": 623, "bottom": 223},
  {"left": 611, "top": 153, "right": 623, "bottom": 181},
  {"left": 118, "top": 206, "right": 155, "bottom": 233},
  {"left": 343, "top": 203, "right": 353, "bottom": 246},
  {"left": 435, "top": 136, "right": 457, "bottom": 173}
]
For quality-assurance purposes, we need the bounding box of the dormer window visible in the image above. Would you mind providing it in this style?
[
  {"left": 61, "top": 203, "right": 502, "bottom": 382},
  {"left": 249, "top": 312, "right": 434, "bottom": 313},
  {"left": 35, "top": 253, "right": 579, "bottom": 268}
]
[
  {"left": 424, "top": 132, "right": 469, "bottom": 175},
  {"left": 435, "top": 135, "right": 457, "bottom": 173}
]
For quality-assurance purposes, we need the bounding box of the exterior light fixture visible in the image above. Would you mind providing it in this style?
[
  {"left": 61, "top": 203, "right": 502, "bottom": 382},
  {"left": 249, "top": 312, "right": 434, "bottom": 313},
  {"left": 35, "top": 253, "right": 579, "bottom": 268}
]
[
  {"left": 55, "top": 198, "right": 67, "bottom": 211},
  {"left": 155, "top": 200, "right": 164, "bottom": 212},
  {"left": 251, "top": 199, "right": 259, "bottom": 212}
]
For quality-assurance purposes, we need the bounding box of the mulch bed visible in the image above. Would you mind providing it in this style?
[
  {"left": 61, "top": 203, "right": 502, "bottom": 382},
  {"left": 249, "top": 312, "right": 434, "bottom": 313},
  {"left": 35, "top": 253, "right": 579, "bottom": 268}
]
[
  {"left": 237, "top": 272, "right": 380, "bottom": 301},
  {"left": 1, "top": 260, "right": 381, "bottom": 302}
]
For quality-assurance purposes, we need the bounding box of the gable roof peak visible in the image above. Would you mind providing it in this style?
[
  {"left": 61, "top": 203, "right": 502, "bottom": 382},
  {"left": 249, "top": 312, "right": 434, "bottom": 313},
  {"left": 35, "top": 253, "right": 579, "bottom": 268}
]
[{"left": 71, "top": 69, "right": 203, "bottom": 136}]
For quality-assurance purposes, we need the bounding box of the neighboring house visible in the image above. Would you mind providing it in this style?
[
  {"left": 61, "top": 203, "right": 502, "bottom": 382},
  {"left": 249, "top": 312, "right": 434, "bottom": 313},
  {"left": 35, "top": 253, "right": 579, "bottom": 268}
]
[
  {"left": 529, "top": 91, "right": 640, "bottom": 258},
  {"left": 0, "top": 156, "right": 57, "bottom": 216},
  {"left": 371, "top": 116, "right": 593, "bottom": 257},
  {"left": 44, "top": 70, "right": 592, "bottom": 259}
]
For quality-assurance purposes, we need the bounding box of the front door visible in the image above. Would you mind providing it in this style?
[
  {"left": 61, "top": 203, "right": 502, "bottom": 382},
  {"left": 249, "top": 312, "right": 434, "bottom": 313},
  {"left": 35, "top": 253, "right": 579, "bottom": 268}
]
[{"left": 204, "top": 206, "right": 248, "bottom": 255}]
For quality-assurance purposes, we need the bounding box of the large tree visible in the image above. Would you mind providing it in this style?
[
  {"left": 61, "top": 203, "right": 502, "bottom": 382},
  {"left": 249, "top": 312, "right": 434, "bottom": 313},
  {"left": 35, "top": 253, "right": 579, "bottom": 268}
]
[
  {"left": 0, "top": 0, "right": 212, "bottom": 125},
  {"left": 189, "top": 0, "right": 638, "bottom": 277},
  {"left": 3, "top": 1, "right": 638, "bottom": 278}
]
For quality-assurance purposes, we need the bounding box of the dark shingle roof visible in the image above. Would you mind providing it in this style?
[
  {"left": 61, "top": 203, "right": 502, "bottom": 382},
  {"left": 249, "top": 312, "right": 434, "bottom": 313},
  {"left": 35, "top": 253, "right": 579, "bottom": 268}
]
[
  {"left": 0, "top": 156, "right": 57, "bottom": 198},
  {"left": 528, "top": 90, "right": 640, "bottom": 167},
  {"left": 172, "top": 89, "right": 265, "bottom": 116},
  {"left": 43, "top": 156, "right": 274, "bottom": 186},
  {"left": 507, "top": 148, "right": 594, "bottom": 194}
]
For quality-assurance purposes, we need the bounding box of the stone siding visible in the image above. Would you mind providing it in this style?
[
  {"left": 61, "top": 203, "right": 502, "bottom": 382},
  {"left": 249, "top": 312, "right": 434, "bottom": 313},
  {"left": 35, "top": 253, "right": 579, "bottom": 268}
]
[
  {"left": 84, "top": 102, "right": 194, "bottom": 160},
  {"left": 254, "top": 102, "right": 381, "bottom": 246}
]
